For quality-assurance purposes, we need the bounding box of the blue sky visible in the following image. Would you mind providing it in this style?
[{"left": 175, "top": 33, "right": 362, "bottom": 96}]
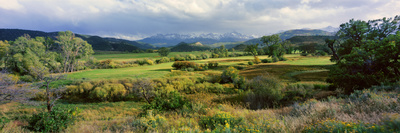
[{"left": 0, "top": 0, "right": 399, "bottom": 40}]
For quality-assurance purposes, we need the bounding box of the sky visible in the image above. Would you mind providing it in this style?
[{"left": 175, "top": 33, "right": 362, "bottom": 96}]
[{"left": 0, "top": 0, "right": 399, "bottom": 40}]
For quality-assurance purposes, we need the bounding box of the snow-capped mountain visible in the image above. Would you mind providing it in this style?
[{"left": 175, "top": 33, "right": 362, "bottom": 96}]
[{"left": 138, "top": 32, "right": 256, "bottom": 47}]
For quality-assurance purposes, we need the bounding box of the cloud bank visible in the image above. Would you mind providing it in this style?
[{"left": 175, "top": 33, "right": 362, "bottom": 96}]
[{"left": 0, "top": 0, "right": 399, "bottom": 40}]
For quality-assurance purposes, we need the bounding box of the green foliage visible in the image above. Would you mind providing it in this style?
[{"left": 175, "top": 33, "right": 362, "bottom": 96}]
[
  {"left": 156, "top": 57, "right": 170, "bottom": 64},
  {"left": 0, "top": 116, "right": 10, "bottom": 130},
  {"left": 221, "top": 66, "right": 246, "bottom": 90},
  {"left": 261, "top": 34, "right": 290, "bottom": 58},
  {"left": 328, "top": 16, "right": 400, "bottom": 92},
  {"left": 27, "top": 106, "right": 81, "bottom": 132},
  {"left": 254, "top": 56, "right": 261, "bottom": 64},
  {"left": 136, "top": 58, "right": 154, "bottom": 65},
  {"left": 201, "top": 53, "right": 210, "bottom": 59},
  {"left": 133, "top": 111, "right": 168, "bottom": 132},
  {"left": 248, "top": 61, "right": 254, "bottom": 65},
  {"left": 272, "top": 56, "right": 279, "bottom": 62},
  {"left": 212, "top": 45, "right": 228, "bottom": 58},
  {"left": 303, "top": 119, "right": 386, "bottom": 133},
  {"left": 199, "top": 111, "right": 243, "bottom": 130},
  {"left": 279, "top": 57, "right": 288, "bottom": 61},
  {"left": 244, "top": 44, "right": 259, "bottom": 57},
  {"left": 262, "top": 59, "right": 272, "bottom": 63},
  {"left": 207, "top": 61, "right": 218, "bottom": 68},
  {"left": 157, "top": 47, "right": 170, "bottom": 57},
  {"left": 245, "top": 75, "right": 283, "bottom": 109},
  {"left": 142, "top": 91, "right": 190, "bottom": 112},
  {"left": 172, "top": 61, "right": 197, "bottom": 70}
]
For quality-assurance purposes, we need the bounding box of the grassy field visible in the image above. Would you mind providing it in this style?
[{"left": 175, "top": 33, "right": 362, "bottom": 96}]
[
  {"left": 70, "top": 54, "right": 333, "bottom": 82},
  {"left": 93, "top": 51, "right": 212, "bottom": 61},
  {"left": 3, "top": 53, "right": 400, "bottom": 133}
]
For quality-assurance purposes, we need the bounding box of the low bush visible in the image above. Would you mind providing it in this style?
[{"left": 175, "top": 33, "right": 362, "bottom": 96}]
[
  {"left": 254, "top": 56, "right": 261, "bottom": 64},
  {"left": 262, "top": 59, "right": 272, "bottom": 63},
  {"left": 199, "top": 111, "right": 243, "bottom": 130},
  {"left": 245, "top": 75, "right": 284, "bottom": 109},
  {"left": 303, "top": 119, "right": 382, "bottom": 133},
  {"left": 156, "top": 57, "right": 170, "bottom": 64},
  {"left": 172, "top": 61, "right": 197, "bottom": 70},
  {"left": 272, "top": 56, "right": 279, "bottom": 62},
  {"left": 248, "top": 61, "right": 254, "bottom": 65},
  {"left": 137, "top": 58, "right": 154, "bottom": 65},
  {"left": 142, "top": 91, "right": 190, "bottom": 112},
  {"left": 201, "top": 53, "right": 210, "bottom": 59},
  {"left": 27, "top": 106, "right": 81, "bottom": 132},
  {"left": 207, "top": 61, "right": 218, "bottom": 68},
  {"left": 300, "top": 52, "right": 309, "bottom": 56},
  {"left": 279, "top": 57, "right": 288, "bottom": 61},
  {"left": 0, "top": 117, "right": 10, "bottom": 130},
  {"left": 185, "top": 54, "right": 197, "bottom": 61}
]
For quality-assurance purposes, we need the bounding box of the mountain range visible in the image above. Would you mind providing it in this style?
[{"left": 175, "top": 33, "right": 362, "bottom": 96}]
[
  {"left": 0, "top": 27, "right": 337, "bottom": 51},
  {"left": 138, "top": 31, "right": 256, "bottom": 47}
]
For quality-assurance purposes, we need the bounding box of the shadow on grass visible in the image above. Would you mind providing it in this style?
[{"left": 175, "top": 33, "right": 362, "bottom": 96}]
[{"left": 151, "top": 69, "right": 171, "bottom": 72}]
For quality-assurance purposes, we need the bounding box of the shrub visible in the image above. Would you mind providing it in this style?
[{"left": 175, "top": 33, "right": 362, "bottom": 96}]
[
  {"left": 20, "top": 75, "right": 34, "bottom": 82},
  {"left": 272, "top": 56, "right": 279, "bottom": 62},
  {"left": 156, "top": 57, "right": 170, "bottom": 64},
  {"left": 245, "top": 75, "right": 283, "bottom": 109},
  {"left": 0, "top": 116, "right": 10, "bottom": 130},
  {"left": 300, "top": 52, "right": 308, "bottom": 56},
  {"left": 279, "top": 57, "right": 288, "bottom": 61},
  {"left": 201, "top": 53, "right": 210, "bottom": 59},
  {"left": 254, "top": 56, "right": 261, "bottom": 64},
  {"left": 133, "top": 111, "right": 168, "bottom": 132},
  {"left": 221, "top": 67, "right": 240, "bottom": 83},
  {"left": 142, "top": 91, "right": 190, "bottom": 112},
  {"left": 199, "top": 111, "right": 243, "bottom": 130},
  {"left": 172, "top": 61, "right": 197, "bottom": 70},
  {"left": 262, "top": 59, "right": 272, "bottom": 63},
  {"left": 137, "top": 58, "right": 154, "bottom": 65},
  {"left": 248, "top": 61, "right": 254, "bottom": 65},
  {"left": 207, "top": 61, "right": 218, "bottom": 68},
  {"left": 185, "top": 54, "right": 197, "bottom": 61},
  {"left": 303, "top": 119, "right": 381, "bottom": 133},
  {"left": 27, "top": 106, "right": 81, "bottom": 132}
]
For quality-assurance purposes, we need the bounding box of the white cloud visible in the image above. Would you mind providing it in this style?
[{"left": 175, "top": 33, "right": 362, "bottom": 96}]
[
  {"left": 0, "top": 0, "right": 24, "bottom": 11},
  {"left": 1, "top": 0, "right": 399, "bottom": 38}
]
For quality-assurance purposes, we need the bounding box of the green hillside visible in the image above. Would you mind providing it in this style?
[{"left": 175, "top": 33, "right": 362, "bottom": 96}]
[
  {"left": 170, "top": 42, "right": 211, "bottom": 52},
  {"left": 0, "top": 29, "right": 155, "bottom": 51}
]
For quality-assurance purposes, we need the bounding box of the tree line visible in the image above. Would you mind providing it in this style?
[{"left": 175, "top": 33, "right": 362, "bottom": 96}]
[{"left": 0, "top": 31, "right": 93, "bottom": 79}]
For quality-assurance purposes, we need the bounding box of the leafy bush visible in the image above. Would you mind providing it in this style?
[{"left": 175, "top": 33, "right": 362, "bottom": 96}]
[
  {"left": 248, "top": 61, "right": 254, "bottom": 65},
  {"left": 20, "top": 75, "right": 34, "bottom": 82},
  {"left": 201, "top": 53, "right": 210, "bottom": 59},
  {"left": 172, "top": 61, "right": 197, "bottom": 70},
  {"left": 185, "top": 54, "right": 197, "bottom": 61},
  {"left": 27, "top": 106, "right": 81, "bottom": 132},
  {"left": 133, "top": 111, "right": 168, "bottom": 132},
  {"left": 272, "top": 56, "right": 279, "bottom": 62},
  {"left": 142, "top": 91, "right": 190, "bottom": 112},
  {"left": 254, "top": 56, "right": 261, "bottom": 64},
  {"left": 0, "top": 117, "right": 10, "bottom": 130},
  {"left": 262, "top": 59, "right": 272, "bottom": 63},
  {"left": 300, "top": 52, "right": 309, "bottom": 56},
  {"left": 279, "top": 57, "right": 288, "bottom": 61},
  {"left": 156, "top": 57, "right": 170, "bottom": 64},
  {"left": 137, "top": 58, "right": 154, "bottom": 65},
  {"left": 303, "top": 119, "right": 382, "bottom": 133},
  {"left": 221, "top": 67, "right": 240, "bottom": 83},
  {"left": 245, "top": 75, "right": 283, "bottom": 109},
  {"left": 199, "top": 111, "right": 243, "bottom": 130},
  {"left": 207, "top": 61, "right": 218, "bottom": 68}
]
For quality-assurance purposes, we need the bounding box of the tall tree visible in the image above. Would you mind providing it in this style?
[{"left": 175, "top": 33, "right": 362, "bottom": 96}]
[
  {"left": 244, "top": 43, "right": 259, "bottom": 57},
  {"left": 157, "top": 47, "right": 170, "bottom": 57},
  {"left": 260, "top": 34, "right": 289, "bottom": 58},
  {"left": 56, "top": 31, "right": 93, "bottom": 73},
  {"left": 327, "top": 16, "right": 400, "bottom": 92}
]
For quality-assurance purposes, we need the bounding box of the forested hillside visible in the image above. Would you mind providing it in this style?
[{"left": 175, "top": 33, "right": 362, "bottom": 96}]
[{"left": 0, "top": 29, "right": 155, "bottom": 51}]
